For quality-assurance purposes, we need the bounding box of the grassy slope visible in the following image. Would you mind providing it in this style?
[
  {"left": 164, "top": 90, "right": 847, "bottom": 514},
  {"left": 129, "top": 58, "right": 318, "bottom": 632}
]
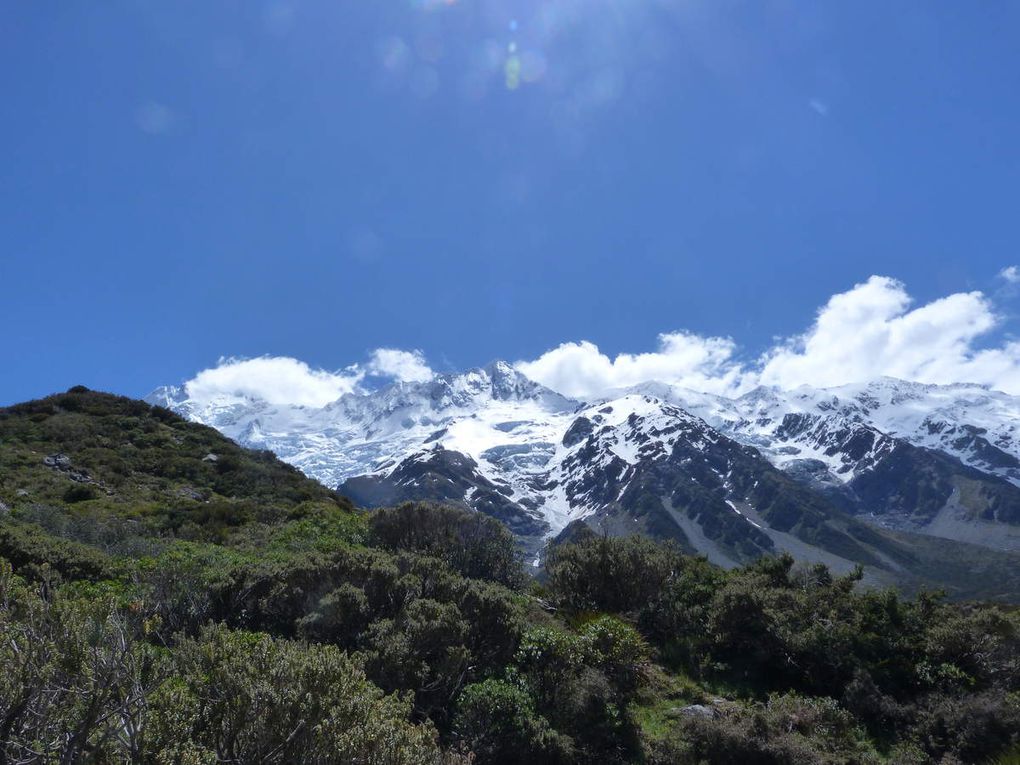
[{"left": 0, "top": 387, "right": 360, "bottom": 573}]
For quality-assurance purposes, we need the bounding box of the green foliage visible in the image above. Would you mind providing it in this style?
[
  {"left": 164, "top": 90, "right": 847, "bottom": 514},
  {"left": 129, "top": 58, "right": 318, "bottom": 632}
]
[
  {"left": 454, "top": 679, "right": 567, "bottom": 764},
  {"left": 549, "top": 537, "right": 1020, "bottom": 763},
  {"left": 206, "top": 542, "right": 527, "bottom": 726},
  {"left": 362, "top": 597, "right": 471, "bottom": 721},
  {"left": 0, "top": 521, "right": 115, "bottom": 582},
  {"left": 151, "top": 625, "right": 444, "bottom": 764},
  {"left": 907, "top": 690, "right": 1020, "bottom": 764},
  {"left": 0, "top": 560, "right": 159, "bottom": 762},
  {"left": 0, "top": 559, "right": 448, "bottom": 764},
  {"left": 0, "top": 388, "right": 352, "bottom": 545},
  {"left": 510, "top": 617, "right": 649, "bottom": 762},
  {"left": 994, "top": 746, "right": 1020, "bottom": 765},
  {"left": 240, "top": 501, "right": 370, "bottom": 553},
  {"left": 545, "top": 533, "right": 682, "bottom": 614},
  {"left": 62, "top": 483, "right": 98, "bottom": 503},
  {"left": 647, "top": 693, "right": 881, "bottom": 765},
  {"left": 370, "top": 502, "right": 526, "bottom": 589}
]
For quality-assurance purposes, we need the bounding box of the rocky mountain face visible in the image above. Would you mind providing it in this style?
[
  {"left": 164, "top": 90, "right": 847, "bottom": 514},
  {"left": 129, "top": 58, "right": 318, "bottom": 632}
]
[
  {"left": 149, "top": 365, "right": 1020, "bottom": 589},
  {"left": 639, "top": 379, "right": 1020, "bottom": 552}
]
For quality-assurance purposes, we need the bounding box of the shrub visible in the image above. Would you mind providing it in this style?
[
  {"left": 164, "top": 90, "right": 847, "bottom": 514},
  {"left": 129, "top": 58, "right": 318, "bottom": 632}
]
[
  {"left": 150, "top": 625, "right": 445, "bottom": 763},
  {"left": 454, "top": 679, "right": 567, "bottom": 764},
  {"left": 0, "top": 522, "right": 114, "bottom": 582},
  {"left": 361, "top": 598, "right": 472, "bottom": 723},
  {"left": 649, "top": 693, "right": 880, "bottom": 765},
  {"left": 512, "top": 619, "right": 647, "bottom": 762},
  {"left": 370, "top": 502, "right": 526, "bottom": 589},
  {"left": 546, "top": 534, "right": 682, "bottom": 614},
  {"left": 909, "top": 690, "right": 1020, "bottom": 763},
  {"left": 63, "top": 484, "right": 98, "bottom": 503},
  {"left": 0, "top": 564, "right": 447, "bottom": 765}
]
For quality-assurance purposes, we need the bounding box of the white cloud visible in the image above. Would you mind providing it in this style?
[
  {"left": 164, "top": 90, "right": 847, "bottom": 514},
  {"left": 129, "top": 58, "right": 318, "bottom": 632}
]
[
  {"left": 517, "top": 276, "right": 1020, "bottom": 397},
  {"left": 1000, "top": 265, "right": 1020, "bottom": 283},
  {"left": 185, "top": 356, "right": 362, "bottom": 408},
  {"left": 758, "top": 276, "right": 1019, "bottom": 391},
  {"left": 179, "top": 277, "right": 1020, "bottom": 408},
  {"left": 365, "top": 348, "right": 434, "bottom": 382},
  {"left": 182, "top": 348, "right": 433, "bottom": 408},
  {"left": 515, "top": 332, "right": 752, "bottom": 399}
]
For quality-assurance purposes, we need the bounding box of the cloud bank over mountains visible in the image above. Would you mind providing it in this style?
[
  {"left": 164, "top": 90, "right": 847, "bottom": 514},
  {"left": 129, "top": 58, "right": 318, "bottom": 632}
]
[
  {"left": 522, "top": 276, "right": 1020, "bottom": 397},
  {"left": 177, "top": 276, "right": 1020, "bottom": 406},
  {"left": 515, "top": 332, "right": 750, "bottom": 398},
  {"left": 757, "top": 276, "right": 1020, "bottom": 392},
  {"left": 184, "top": 349, "right": 433, "bottom": 408}
]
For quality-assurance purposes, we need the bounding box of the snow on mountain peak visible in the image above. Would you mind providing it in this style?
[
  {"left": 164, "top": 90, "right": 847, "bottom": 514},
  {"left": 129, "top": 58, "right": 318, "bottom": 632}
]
[{"left": 148, "top": 367, "right": 1020, "bottom": 537}]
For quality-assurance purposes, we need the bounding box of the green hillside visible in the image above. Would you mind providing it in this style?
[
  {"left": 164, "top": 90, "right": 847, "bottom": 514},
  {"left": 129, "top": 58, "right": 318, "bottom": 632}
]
[{"left": 0, "top": 386, "right": 347, "bottom": 529}]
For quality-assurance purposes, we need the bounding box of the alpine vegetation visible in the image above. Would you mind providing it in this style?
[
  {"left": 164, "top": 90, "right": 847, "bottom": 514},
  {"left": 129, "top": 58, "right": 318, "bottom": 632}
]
[{"left": 1, "top": 388, "right": 1019, "bottom": 762}]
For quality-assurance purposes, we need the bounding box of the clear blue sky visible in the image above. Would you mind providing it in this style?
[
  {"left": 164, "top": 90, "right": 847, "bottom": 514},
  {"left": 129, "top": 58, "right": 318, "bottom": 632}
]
[{"left": 3, "top": 1, "right": 1019, "bottom": 404}]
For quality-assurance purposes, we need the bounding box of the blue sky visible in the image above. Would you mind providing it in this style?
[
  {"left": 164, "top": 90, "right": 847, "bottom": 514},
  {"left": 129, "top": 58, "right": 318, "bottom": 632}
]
[{"left": 3, "top": 1, "right": 1020, "bottom": 404}]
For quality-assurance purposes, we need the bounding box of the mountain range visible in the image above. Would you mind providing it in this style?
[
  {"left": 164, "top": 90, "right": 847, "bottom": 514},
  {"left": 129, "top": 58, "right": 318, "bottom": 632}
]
[{"left": 148, "top": 362, "right": 1020, "bottom": 598}]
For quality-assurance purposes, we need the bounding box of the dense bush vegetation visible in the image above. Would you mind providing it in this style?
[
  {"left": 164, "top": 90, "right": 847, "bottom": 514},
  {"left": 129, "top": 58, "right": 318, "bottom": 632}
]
[
  {"left": 546, "top": 534, "right": 1020, "bottom": 763},
  {"left": 0, "top": 561, "right": 449, "bottom": 763},
  {"left": 369, "top": 501, "right": 526, "bottom": 589},
  {"left": 1, "top": 390, "right": 1019, "bottom": 762}
]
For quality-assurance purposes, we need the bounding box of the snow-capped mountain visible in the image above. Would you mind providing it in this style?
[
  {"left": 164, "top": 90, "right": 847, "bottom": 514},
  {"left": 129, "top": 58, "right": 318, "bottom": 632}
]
[
  {"left": 339, "top": 392, "right": 757, "bottom": 554},
  {"left": 149, "top": 361, "right": 577, "bottom": 497},
  {"left": 148, "top": 365, "right": 1020, "bottom": 570},
  {"left": 641, "top": 378, "right": 1020, "bottom": 487}
]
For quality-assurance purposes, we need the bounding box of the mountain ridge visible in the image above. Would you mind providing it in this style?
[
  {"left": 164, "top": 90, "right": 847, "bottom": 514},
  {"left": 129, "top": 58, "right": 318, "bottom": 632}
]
[{"left": 147, "top": 365, "right": 1020, "bottom": 584}]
